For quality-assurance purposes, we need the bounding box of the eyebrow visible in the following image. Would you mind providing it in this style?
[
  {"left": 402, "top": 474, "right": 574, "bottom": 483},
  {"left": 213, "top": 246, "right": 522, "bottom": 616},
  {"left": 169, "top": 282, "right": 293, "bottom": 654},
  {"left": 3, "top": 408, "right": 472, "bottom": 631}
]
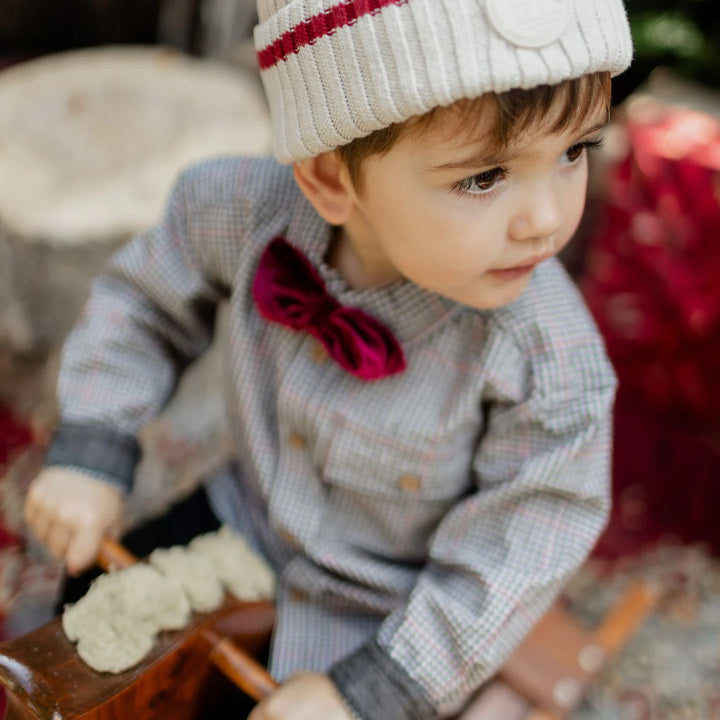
[{"left": 426, "top": 118, "right": 609, "bottom": 172}]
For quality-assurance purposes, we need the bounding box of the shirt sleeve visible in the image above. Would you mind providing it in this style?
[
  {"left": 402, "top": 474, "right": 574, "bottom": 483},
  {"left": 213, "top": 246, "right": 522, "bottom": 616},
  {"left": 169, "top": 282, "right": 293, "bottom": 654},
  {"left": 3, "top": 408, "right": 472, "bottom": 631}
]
[
  {"left": 44, "top": 162, "right": 239, "bottom": 492},
  {"left": 329, "top": 322, "right": 617, "bottom": 719}
]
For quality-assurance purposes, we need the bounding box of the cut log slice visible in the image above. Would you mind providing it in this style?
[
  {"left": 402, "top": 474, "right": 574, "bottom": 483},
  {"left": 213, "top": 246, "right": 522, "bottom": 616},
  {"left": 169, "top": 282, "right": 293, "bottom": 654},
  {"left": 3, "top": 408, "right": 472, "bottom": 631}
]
[
  {"left": 0, "top": 45, "right": 269, "bottom": 244},
  {"left": 0, "top": 45, "right": 269, "bottom": 389}
]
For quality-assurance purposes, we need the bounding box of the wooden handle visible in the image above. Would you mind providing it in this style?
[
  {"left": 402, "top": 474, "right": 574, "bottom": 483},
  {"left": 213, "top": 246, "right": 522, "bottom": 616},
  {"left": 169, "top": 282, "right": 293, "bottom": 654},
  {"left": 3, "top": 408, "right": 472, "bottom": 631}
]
[
  {"left": 97, "top": 537, "right": 138, "bottom": 571},
  {"left": 95, "top": 537, "right": 279, "bottom": 701},
  {"left": 519, "top": 584, "right": 657, "bottom": 720},
  {"left": 592, "top": 581, "right": 656, "bottom": 657},
  {"left": 524, "top": 711, "right": 556, "bottom": 720},
  {"left": 202, "top": 629, "right": 279, "bottom": 701}
]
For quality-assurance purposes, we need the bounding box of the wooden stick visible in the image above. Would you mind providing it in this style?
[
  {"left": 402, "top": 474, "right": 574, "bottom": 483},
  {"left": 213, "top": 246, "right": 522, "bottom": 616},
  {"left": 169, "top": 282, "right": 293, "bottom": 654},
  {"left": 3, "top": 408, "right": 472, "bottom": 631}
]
[
  {"left": 518, "top": 584, "right": 656, "bottom": 720},
  {"left": 203, "top": 629, "right": 279, "bottom": 700},
  {"left": 97, "top": 537, "right": 138, "bottom": 570},
  {"left": 96, "top": 537, "right": 279, "bottom": 702},
  {"left": 592, "top": 581, "right": 656, "bottom": 658},
  {"left": 524, "top": 711, "right": 556, "bottom": 720}
]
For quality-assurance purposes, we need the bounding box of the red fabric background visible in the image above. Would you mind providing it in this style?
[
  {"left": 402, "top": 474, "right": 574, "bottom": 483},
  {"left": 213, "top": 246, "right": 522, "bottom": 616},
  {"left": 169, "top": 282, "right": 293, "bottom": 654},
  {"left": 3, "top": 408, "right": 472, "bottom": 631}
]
[{"left": 584, "top": 104, "right": 720, "bottom": 558}]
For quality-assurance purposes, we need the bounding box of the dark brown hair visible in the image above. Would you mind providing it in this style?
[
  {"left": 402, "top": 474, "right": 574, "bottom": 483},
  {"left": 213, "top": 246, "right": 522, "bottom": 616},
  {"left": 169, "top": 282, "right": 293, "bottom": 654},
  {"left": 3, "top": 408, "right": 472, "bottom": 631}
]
[{"left": 338, "top": 71, "right": 611, "bottom": 190}]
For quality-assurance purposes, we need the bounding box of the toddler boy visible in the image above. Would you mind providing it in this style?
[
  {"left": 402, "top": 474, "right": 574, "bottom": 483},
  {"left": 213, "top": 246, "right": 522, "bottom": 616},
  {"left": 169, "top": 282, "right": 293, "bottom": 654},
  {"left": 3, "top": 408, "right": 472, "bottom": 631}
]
[{"left": 25, "top": 1, "right": 633, "bottom": 718}]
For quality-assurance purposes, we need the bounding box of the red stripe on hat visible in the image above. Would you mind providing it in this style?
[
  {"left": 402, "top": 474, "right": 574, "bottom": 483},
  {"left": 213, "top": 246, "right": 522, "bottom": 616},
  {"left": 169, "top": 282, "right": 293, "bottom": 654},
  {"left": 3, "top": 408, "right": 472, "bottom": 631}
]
[{"left": 257, "top": 0, "right": 409, "bottom": 69}]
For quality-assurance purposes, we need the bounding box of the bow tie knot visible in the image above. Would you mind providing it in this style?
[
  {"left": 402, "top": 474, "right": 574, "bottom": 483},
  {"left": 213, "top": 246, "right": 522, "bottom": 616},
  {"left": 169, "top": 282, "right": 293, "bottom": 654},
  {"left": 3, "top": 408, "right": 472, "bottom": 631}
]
[
  {"left": 252, "top": 237, "right": 406, "bottom": 381},
  {"left": 304, "top": 295, "right": 339, "bottom": 330}
]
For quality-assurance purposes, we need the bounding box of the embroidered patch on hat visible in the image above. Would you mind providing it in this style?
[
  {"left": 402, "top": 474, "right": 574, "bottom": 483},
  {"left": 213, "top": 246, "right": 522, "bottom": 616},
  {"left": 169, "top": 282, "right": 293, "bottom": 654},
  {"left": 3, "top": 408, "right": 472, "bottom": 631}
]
[{"left": 486, "top": 0, "right": 571, "bottom": 48}]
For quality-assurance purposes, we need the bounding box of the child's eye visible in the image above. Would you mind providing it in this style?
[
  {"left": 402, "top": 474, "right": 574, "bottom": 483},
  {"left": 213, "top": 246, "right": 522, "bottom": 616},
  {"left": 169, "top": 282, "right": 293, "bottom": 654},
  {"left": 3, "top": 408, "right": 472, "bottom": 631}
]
[
  {"left": 453, "top": 167, "right": 507, "bottom": 196},
  {"left": 563, "top": 137, "right": 605, "bottom": 164}
]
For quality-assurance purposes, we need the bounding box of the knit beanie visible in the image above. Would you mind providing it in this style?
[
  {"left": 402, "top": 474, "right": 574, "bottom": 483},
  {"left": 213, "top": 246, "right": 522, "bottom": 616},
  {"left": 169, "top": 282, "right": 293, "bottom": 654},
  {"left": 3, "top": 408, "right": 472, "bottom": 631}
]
[{"left": 254, "top": 0, "right": 633, "bottom": 163}]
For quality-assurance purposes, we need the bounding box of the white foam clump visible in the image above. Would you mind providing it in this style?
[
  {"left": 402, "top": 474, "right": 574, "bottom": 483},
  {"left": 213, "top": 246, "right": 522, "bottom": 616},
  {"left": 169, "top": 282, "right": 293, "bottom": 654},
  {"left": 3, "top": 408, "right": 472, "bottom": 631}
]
[
  {"left": 62, "top": 527, "right": 276, "bottom": 673},
  {"left": 149, "top": 545, "right": 225, "bottom": 613},
  {"left": 189, "top": 526, "right": 276, "bottom": 601},
  {"left": 62, "top": 563, "right": 190, "bottom": 673}
]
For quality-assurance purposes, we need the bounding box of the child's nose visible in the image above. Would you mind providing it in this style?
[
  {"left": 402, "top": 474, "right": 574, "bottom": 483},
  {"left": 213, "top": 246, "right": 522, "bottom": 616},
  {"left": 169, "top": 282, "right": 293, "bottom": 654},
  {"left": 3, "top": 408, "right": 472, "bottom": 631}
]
[{"left": 508, "top": 182, "right": 564, "bottom": 243}]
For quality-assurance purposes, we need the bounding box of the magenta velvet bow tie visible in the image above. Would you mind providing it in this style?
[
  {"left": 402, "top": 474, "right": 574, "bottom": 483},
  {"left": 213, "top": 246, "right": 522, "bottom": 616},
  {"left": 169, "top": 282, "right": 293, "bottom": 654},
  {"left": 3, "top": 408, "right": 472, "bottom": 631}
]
[{"left": 252, "top": 237, "right": 406, "bottom": 381}]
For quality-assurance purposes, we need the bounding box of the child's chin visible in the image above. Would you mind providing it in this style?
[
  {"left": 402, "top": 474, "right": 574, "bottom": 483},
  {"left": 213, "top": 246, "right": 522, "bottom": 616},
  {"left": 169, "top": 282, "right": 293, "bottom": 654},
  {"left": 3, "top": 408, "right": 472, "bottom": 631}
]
[{"left": 470, "top": 277, "right": 532, "bottom": 309}]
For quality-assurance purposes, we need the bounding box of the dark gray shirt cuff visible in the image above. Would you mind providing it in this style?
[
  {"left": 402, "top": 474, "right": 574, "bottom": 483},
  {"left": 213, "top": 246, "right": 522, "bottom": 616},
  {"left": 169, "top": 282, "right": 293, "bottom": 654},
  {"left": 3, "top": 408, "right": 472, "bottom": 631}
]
[
  {"left": 44, "top": 422, "right": 140, "bottom": 493},
  {"left": 328, "top": 639, "right": 436, "bottom": 720}
]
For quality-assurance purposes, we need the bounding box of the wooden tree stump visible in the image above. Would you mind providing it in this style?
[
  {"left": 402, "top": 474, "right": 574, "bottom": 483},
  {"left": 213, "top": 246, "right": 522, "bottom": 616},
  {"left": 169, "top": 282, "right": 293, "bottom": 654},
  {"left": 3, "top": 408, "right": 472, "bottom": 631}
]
[{"left": 0, "top": 45, "right": 269, "bottom": 416}]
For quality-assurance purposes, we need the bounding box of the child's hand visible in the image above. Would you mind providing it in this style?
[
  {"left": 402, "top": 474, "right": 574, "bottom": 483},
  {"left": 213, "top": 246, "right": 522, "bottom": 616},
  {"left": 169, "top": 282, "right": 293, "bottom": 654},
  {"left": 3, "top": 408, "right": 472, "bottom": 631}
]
[
  {"left": 248, "top": 672, "right": 354, "bottom": 720},
  {"left": 24, "top": 467, "right": 124, "bottom": 575}
]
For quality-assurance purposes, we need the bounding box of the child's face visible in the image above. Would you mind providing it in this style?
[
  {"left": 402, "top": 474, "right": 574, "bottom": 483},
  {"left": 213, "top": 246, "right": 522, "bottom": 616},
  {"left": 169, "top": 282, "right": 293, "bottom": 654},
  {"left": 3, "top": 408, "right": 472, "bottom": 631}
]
[{"left": 339, "top": 101, "right": 607, "bottom": 309}]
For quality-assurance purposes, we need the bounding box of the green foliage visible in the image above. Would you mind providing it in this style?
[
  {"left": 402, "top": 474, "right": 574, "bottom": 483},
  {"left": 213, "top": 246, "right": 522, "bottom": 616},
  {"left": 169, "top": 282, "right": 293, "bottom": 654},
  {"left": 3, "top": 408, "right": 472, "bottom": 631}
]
[{"left": 617, "top": 0, "right": 720, "bottom": 99}]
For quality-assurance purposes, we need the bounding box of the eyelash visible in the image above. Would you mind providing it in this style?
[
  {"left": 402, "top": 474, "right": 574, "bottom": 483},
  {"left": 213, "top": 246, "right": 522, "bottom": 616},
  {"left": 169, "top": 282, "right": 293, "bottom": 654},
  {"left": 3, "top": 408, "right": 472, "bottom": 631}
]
[
  {"left": 451, "top": 137, "right": 606, "bottom": 199},
  {"left": 564, "top": 137, "right": 605, "bottom": 163}
]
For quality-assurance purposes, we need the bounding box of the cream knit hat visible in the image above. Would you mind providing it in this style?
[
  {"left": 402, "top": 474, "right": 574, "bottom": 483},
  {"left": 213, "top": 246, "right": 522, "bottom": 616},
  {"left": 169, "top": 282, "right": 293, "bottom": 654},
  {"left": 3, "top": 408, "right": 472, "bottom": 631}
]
[{"left": 254, "top": 0, "right": 633, "bottom": 162}]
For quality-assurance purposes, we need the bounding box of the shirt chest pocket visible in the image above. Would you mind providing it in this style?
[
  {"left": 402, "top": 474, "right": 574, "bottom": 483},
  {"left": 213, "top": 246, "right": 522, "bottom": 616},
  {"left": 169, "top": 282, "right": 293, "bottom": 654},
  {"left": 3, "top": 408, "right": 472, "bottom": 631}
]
[{"left": 321, "top": 423, "right": 477, "bottom": 561}]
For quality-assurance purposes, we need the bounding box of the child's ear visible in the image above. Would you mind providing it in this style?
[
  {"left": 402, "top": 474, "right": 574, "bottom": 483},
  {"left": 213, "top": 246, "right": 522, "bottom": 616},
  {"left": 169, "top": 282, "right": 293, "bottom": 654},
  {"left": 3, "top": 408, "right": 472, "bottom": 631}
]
[{"left": 293, "top": 152, "right": 355, "bottom": 226}]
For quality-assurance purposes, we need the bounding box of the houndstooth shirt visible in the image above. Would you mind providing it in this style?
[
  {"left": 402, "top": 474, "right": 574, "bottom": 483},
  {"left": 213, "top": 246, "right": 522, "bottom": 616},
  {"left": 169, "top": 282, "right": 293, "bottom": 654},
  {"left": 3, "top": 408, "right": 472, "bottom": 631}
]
[{"left": 47, "top": 157, "right": 616, "bottom": 720}]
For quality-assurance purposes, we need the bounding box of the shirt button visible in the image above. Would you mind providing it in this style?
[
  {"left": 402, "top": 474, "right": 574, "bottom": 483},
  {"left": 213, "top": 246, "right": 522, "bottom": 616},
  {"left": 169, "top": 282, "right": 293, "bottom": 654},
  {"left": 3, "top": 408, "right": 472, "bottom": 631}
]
[
  {"left": 289, "top": 432, "right": 305, "bottom": 449},
  {"left": 398, "top": 474, "right": 422, "bottom": 492},
  {"left": 289, "top": 588, "right": 307, "bottom": 602},
  {"left": 310, "top": 341, "right": 329, "bottom": 364},
  {"left": 279, "top": 528, "right": 295, "bottom": 545}
]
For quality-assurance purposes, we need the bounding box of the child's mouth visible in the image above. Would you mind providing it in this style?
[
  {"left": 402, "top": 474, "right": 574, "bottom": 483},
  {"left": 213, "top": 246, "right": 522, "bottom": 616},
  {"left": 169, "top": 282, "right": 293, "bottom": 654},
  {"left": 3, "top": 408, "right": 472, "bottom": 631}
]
[
  {"left": 489, "top": 254, "right": 552, "bottom": 281},
  {"left": 488, "top": 263, "right": 537, "bottom": 281}
]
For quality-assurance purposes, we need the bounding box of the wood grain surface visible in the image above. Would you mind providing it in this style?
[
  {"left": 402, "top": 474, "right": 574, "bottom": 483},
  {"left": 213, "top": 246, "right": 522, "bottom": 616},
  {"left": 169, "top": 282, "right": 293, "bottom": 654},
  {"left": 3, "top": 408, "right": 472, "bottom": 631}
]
[{"left": 0, "top": 596, "right": 275, "bottom": 719}]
